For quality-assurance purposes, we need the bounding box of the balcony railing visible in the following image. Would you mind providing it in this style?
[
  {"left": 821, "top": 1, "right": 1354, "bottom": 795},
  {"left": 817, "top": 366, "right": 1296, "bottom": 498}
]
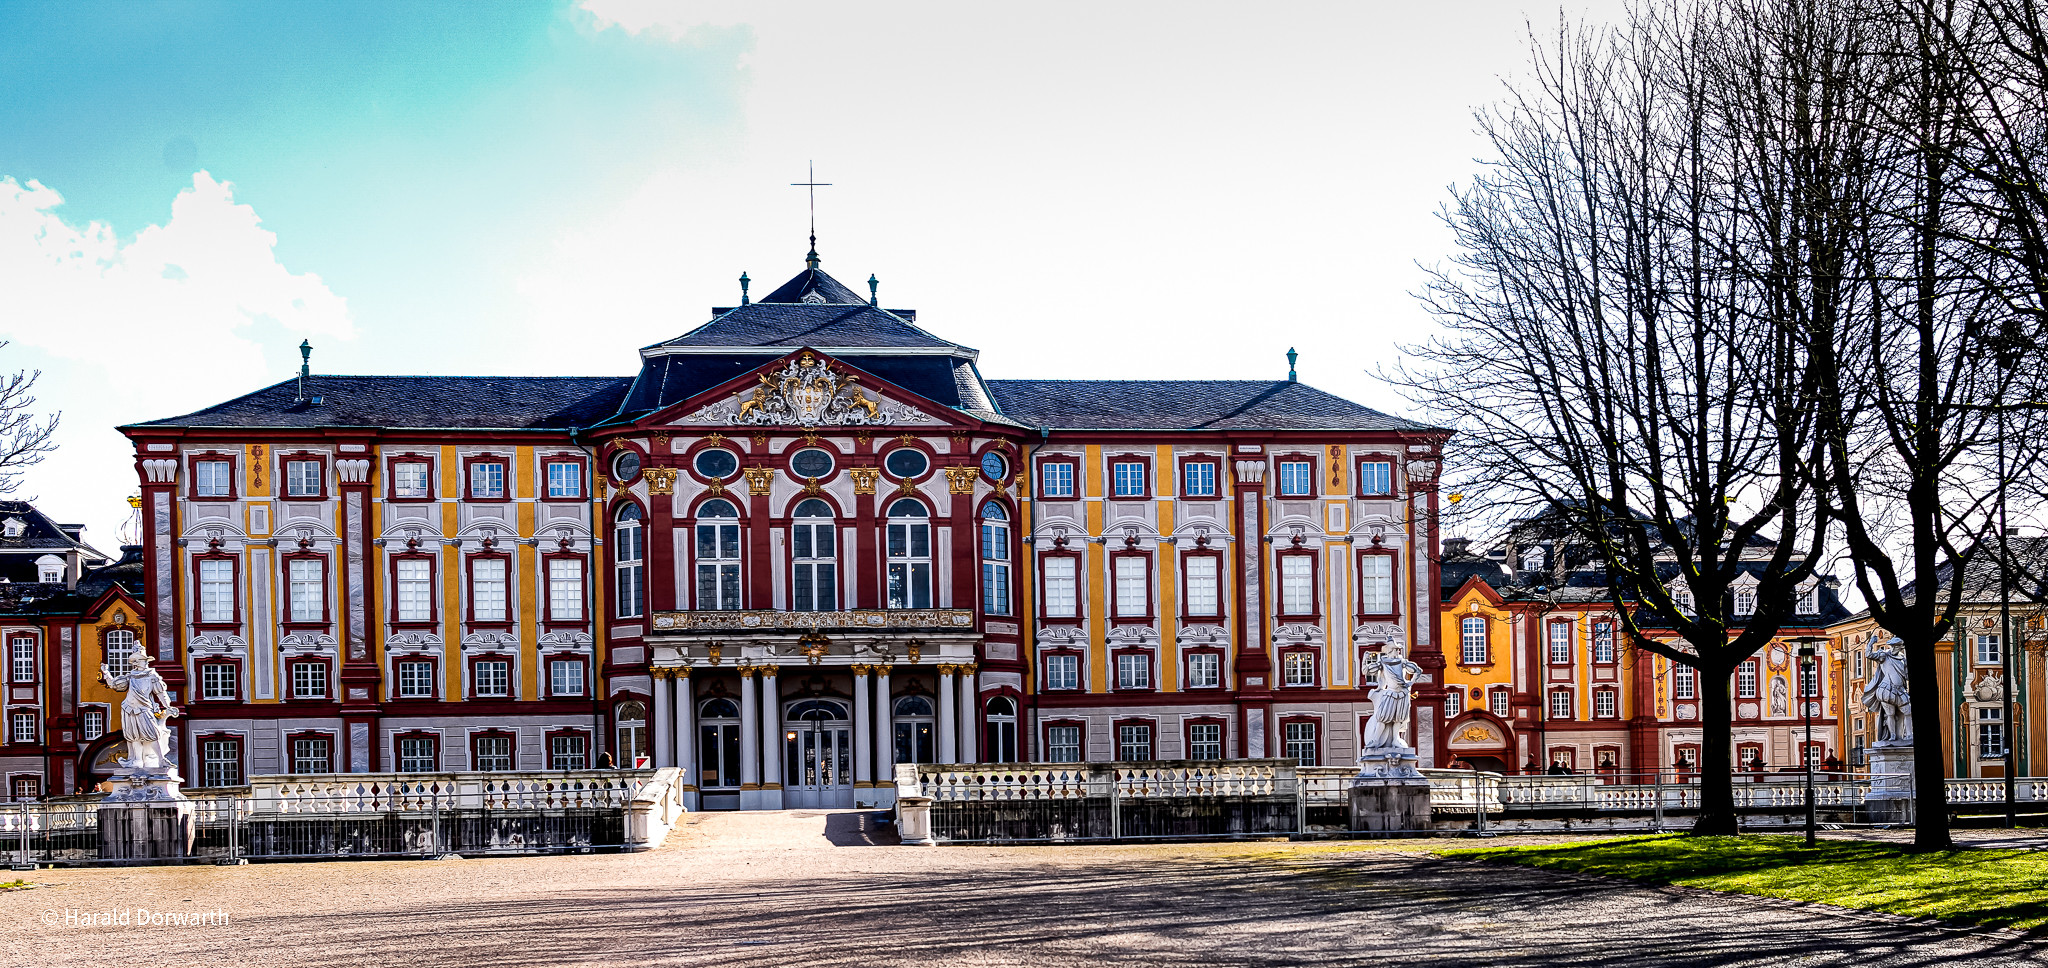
[{"left": 650, "top": 608, "right": 975, "bottom": 633}]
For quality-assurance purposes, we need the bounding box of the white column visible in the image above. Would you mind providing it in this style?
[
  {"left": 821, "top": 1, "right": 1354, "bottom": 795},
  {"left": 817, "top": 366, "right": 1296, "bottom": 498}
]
[
  {"left": 938, "top": 664, "right": 959, "bottom": 762},
  {"left": 874, "top": 665, "right": 896, "bottom": 786},
  {"left": 852, "top": 665, "right": 874, "bottom": 788},
  {"left": 739, "top": 667, "right": 761, "bottom": 789},
  {"left": 957, "top": 664, "right": 978, "bottom": 763},
  {"left": 651, "top": 670, "right": 673, "bottom": 768},
  {"left": 675, "top": 671, "right": 697, "bottom": 787},
  {"left": 761, "top": 666, "right": 783, "bottom": 795}
]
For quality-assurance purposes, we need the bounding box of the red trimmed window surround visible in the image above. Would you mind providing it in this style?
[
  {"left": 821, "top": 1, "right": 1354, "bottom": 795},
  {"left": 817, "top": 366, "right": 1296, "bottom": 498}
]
[
  {"left": 285, "top": 730, "right": 336, "bottom": 773},
  {"left": 471, "top": 729, "right": 518, "bottom": 771},
  {"left": 286, "top": 657, "right": 333, "bottom": 701},
  {"left": 394, "top": 731, "right": 442, "bottom": 773},
  {"left": 385, "top": 454, "right": 436, "bottom": 502},
  {"left": 1356, "top": 454, "right": 1398, "bottom": 498},
  {"left": 1673, "top": 743, "right": 1702, "bottom": 775},
  {"left": 1183, "top": 648, "right": 1225, "bottom": 689},
  {"left": 1183, "top": 717, "right": 1228, "bottom": 759},
  {"left": 1548, "top": 747, "right": 1577, "bottom": 772},
  {"left": 392, "top": 655, "right": 439, "bottom": 701},
  {"left": 1355, "top": 548, "right": 1398, "bottom": 620},
  {"left": 196, "top": 659, "right": 242, "bottom": 702},
  {"left": 1107, "top": 550, "right": 1154, "bottom": 623},
  {"left": 389, "top": 552, "right": 437, "bottom": 627},
  {"left": 1038, "top": 549, "right": 1083, "bottom": 621},
  {"left": 1593, "top": 745, "right": 1623, "bottom": 777},
  {"left": 1278, "top": 715, "right": 1322, "bottom": 765},
  {"left": 278, "top": 452, "right": 329, "bottom": 501},
  {"left": 1106, "top": 454, "right": 1150, "bottom": 500},
  {"left": 540, "top": 453, "right": 588, "bottom": 502},
  {"left": 464, "top": 453, "right": 512, "bottom": 503},
  {"left": 542, "top": 552, "right": 589, "bottom": 629},
  {"left": 546, "top": 655, "right": 589, "bottom": 699},
  {"left": 1180, "top": 549, "right": 1224, "bottom": 619},
  {"left": 196, "top": 732, "right": 245, "bottom": 787},
  {"left": 1176, "top": 454, "right": 1224, "bottom": 500},
  {"left": 1276, "top": 549, "right": 1318, "bottom": 619},
  {"left": 191, "top": 553, "right": 241, "bottom": 629},
  {"left": 1036, "top": 457, "right": 1079, "bottom": 500},
  {"left": 187, "top": 453, "right": 238, "bottom": 501},
  {"left": 545, "top": 728, "right": 593, "bottom": 769},
  {"left": 1041, "top": 650, "right": 1083, "bottom": 691},
  {"left": 1042, "top": 719, "right": 1086, "bottom": 763},
  {"left": 1279, "top": 647, "right": 1319, "bottom": 688},
  {"left": 1110, "top": 648, "right": 1153, "bottom": 692},
  {"left": 468, "top": 654, "right": 515, "bottom": 699},
  {"left": 1274, "top": 453, "right": 1318, "bottom": 498},
  {"left": 280, "top": 551, "right": 330, "bottom": 630},
  {"left": 1112, "top": 718, "right": 1157, "bottom": 761},
  {"left": 466, "top": 551, "right": 514, "bottom": 628}
]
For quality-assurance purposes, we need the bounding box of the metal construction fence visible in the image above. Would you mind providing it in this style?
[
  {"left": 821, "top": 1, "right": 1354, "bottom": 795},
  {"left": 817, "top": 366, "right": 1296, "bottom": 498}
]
[
  {"left": 3, "top": 768, "right": 685, "bottom": 867},
  {"left": 897, "top": 762, "right": 2048, "bottom": 844}
]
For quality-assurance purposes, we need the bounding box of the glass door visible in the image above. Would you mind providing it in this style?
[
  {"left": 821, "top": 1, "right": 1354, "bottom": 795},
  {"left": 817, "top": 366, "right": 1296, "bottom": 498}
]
[{"left": 784, "top": 700, "right": 855, "bottom": 809}]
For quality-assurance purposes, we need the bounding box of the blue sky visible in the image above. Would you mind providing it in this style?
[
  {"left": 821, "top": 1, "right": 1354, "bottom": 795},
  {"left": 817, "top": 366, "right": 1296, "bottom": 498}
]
[{"left": 0, "top": 0, "right": 1616, "bottom": 547}]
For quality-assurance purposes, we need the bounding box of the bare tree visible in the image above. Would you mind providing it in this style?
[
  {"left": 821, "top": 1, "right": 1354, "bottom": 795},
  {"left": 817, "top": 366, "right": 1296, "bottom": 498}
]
[
  {"left": 0, "top": 341, "right": 59, "bottom": 494},
  {"left": 1395, "top": 0, "right": 1836, "bottom": 834}
]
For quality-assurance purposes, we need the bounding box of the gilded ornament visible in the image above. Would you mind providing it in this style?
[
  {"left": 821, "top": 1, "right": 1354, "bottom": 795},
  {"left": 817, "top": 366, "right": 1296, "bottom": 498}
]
[
  {"left": 707, "top": 644, "right": 723, "bottom": 666},
  {"left": 897, "top": 477, "right": 917, "bottom": 496},
  {"left": 752, "top": 433, "right": 769, "bottom": 448},
  {"left": 906, "top": 640, "right": 923, "bottom": 663},
  {"left": 896, "top": 434, "right": 918, "bottom": 446},
  {"left": 705, "top": 433, "right": 727, "bottom": 447},
  {"left": 737, "top": 664, "right": 757, "bottom": 678},
  {"left": 645, "top": 467, "right": 679, "bottom": 495},
  {"left": 706, "top": 479, "right": 726, "bottom": 497},
  {"left": 654, "top": 431, "right": 670, "bottom": 448},
  {"left": 850, "top": 467, "right": 879, "bottom": 495},
  {"left": 944, "top": 466, "right": 977, "bottom": 495},
  {"left": 803, "top": 477, "right": 823, "bottom": 496},
  {"left": 744, "top": 466, "right": 775, "bottom": 496},
  {"left": 594, "top": 477, "right": 608, "bottom": 501}
]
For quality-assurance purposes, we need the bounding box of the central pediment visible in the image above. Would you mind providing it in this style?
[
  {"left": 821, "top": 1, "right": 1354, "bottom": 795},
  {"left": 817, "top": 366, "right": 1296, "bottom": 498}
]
[{"left": 668, "top": 349, "right": 949, "bottom": 430}]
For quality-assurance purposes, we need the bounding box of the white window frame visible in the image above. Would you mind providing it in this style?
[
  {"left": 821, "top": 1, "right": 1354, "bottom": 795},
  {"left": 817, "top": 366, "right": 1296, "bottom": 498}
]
[
  {"left": 545, "top": 461, "right": 581, "bottom": 499},
  {"left": 393, "top": 461, "right": 430, "bottom": 498},
  {"left": 1045, "top": 653, "right": 1080, "bottom": 691},
  {"left": 1359, "top": 554, "right": 1393, "bottom": 615},
  {"left": 1548, "top": 689, "right": 1574, "bottom": 720},
  {"left": 473, "top": 659, "right": 511, "bottom": 698},
  {"left": 548, "top": 558, "right": 586, "bottom": 623},
  {"left": 1547, "top": 622, "right": 1572, "bottom": 665},
  {"left": 470, "top": 460, "right": 506, "bottom": 500},
  {"left": 1183, "top": 461, "right": 1217, "bottom": 497},
  {"left": 396, "top": 659, "right": 435, "bottom": 699},
  {"left": 1040, "top": 462, "right": 1075, "bottom": 498},
  {"left": 1042, "top": 556, "right": 1078, "bottom": 619},
  {"left": 395, "top": 558, "right": 432, "bottom": 623},
  {"left": 1278, "top": 460, "right": 1313, "bottom": 496},
  {"left": 1280, "top": 555, "right": 1314, "bottom": 616},
  {"left": 1184, "top": 555, "right": 1219, "bottom": 616},
  {"left": 198, "top": 559, "right": 235, "bottom": 624},
  {"left": 288, "top": 558, "right": 324, "bottom": 624},
  {"left": 549, "top": 658, "right": 584, "bottom": 697},
  {"left": 1283, "top": 650, "right": 1316, "bottom": 687},
  {"left": 472, "top": 557, "right": 509, "bottom": 623},
  {"left": 1460, "top": 616, "right": 1488, "bottom": 665},
  {"left": 1046, "top": 724, "right": 1082, "bottom": 763},
  {"left": 285, "top": 459, "right": 322, "bottom": 498},
  {"left": 1113, "top": 555, "right": 1149, "bottom": 618},
  {"left": 1115, "top": 652, "right": 1151, "bottom": 690},
  {"left": 291, "top": 661, "right": 328, "bottom": 700},
  {"left": 613, "top": 509, "right": 645, "bottom": 619},
  {"left": 1187, "top": 651, "right": 1221, "bottom": 689}
]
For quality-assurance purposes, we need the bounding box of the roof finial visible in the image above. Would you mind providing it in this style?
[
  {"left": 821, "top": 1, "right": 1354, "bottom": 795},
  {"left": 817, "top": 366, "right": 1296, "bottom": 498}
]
[
  {"left": 296, "top": 339, "right": 313, "bottom": 403},
  {"left": 739, "top": 271, "right": 750, "bottom": 306},
  {"left": 1286, "top": 347, "right": 1298, "bottom": 383},
  {"left": 868, "top": 274, "right": 879, "bottom": 306},
  {"left": 791, "top": 161, "right": 831, "bottom": 270}
]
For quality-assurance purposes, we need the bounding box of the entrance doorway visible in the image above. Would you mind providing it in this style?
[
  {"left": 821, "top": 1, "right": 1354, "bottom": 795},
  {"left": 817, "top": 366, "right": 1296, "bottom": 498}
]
[{"left": 784, "top": 699, "right": 854, "bottom": 808}]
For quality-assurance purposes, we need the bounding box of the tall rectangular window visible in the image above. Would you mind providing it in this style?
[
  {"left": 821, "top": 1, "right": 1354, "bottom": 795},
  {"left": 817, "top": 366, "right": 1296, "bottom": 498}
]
[
  {"left": 1113, "top": 556, "right": 1148, "bottom": 617},
  {"left": 1799, "top": 661, "right": 1820, "bottom": 699},
  {"left": 1283, "top": 721, "right": 1318, "bottom": 765},
  {"left": 1045, "top": 654, "right": 1079, "bottom": 690},
  {"left": 696, "top": 512, "right": 743, "bottom": 610},
  {"left": 393, "top": 461, "right": 430, "bottom": 498},
  {"left": 1111, "top": 461, "right": 1145, "bottom": 497},
  {"left": 473, "top": 660, "right": 510, "bottom": 698},
  {"left": 285, "top": 459, "right": 322, "bottom": 498},
  {"left": 470, "top": 461, "right": 506, "bottom": 499},
  {"left": 1673, "top": 664, "right": 1698, "bottom": 699},
  {"left": 10, "top": 710, "right": 37, "bottom": 744},
  {"left": 1040, "top": 462, "right": 1074, "bottom": 498},
  {"left": 395, "top": 559, "right": 432, "bottom": 623},
  {"left": 472, "top": 558, "right": 508, "bottom": 623},
  {"left": 1359, "top": 554, "right": 1393, "bottom": 615},
  {"left": 473, "top": 735, "right": 513, "bottom": 771},
  {"left": 1188, "top": 722, "right": 1223, "bottom": 759},
  {"left": 1115, "top": 653, "right": 1150, "bottom": 690},
  {"left": 1278, "top": 461, "right": 1313, "bottom": 496},
  {"left": 1460, "top": 616, "right": 1488, "bottom": 665},
  {"left": 102, "top": 630, "right": 136, "bottom": 673},
  {"left": 291, "top": 736, "right": 331, "bottom": 774},
  {"left": 1042, "top": 557, "right": 1078, "bottom": 618},
  {"left": 1358, "top": 460, "right": 1392, "bottom": 496},
  {"left": 1280, "top": 555, "right": 1313, "bottom": 615},
  {"left": 1117, "top": 723, "right": 1153, "bottom": 760},
  {"left": 885, "top": 511, "right": 932, "bottom": 610},
  {"left": 1183, "top": 461, "right": 1217, "bottom": 497},
  {"left": 979, "top": 511, "right": 1010, "bottom": 616},
  {"left": 1733, "top": 587, "right": 1757, "bottom": 616},
  {"left": 1797, "top": 584, "right": 1820, "bottom": 614},
  {"left": 8, "top": 637, "right": 34, "bottom": 683},
  {"left": 1184, "top": 556, "right": 1219, "bottom": 616},
  {"left": 1976, "top": 634, "right": 2002, "bottom": 666},
  {"left": 1046, "top": 725, "right": 1082, "bottom": 763},
  {"left": 198, "top": 559, "right": 235, "bottom": 623},
  {"left": 792, "top": 514, "right": 838, "bottom": 612},
  {"left": 1547, "top": 623, "right": 1572, "bottom": 665},
  {"left": 1548, "top": 690, "right": 1574, "bottom": 720},
  {"left": 545, "top": 461, "right": 581, "bottom": 499},
  {"left": 1489, "top": 690, "right": 1511, "bottom": 717},
  {"left": 82, "top": 708, "right": 106, "bottom": 740},
  {"left": 288, "top": 558, "right": 323, "bottom": 623},
  {"left": 398, "top": 736, "right": 438, "bottom": 773},
  {"left": 549, "top": 559, "right": 585, "bottom": 622},
  {"left": 1594, "top": 689, "right": 1617, "bottom": 718},
  {"left": 195, "top": 460, "right": 233, "bottom": 497},
  {"left": 1445, "top": 691, "right": 1464, "bottom": 718},
  {"left": 1978, "top": 708, "right": 2006, "bottom": 759},
  {"left": 1187, "top": 652, "right": 1220, "bottom": 688},
  {"left": 397, "top": 660, "right": 434, "bottom": 699},
  {"left": 201, "top": 738, "right": 241, "bottom": 786},
  {"left": 1736, "top": 660, "right": 1758, "bottom": 698},
  {"left": 614, "top": 511, "right": 645, "bottom": 619},
  {"left": 1592, "top": 621, "right": 1615, "bottom": 664}
]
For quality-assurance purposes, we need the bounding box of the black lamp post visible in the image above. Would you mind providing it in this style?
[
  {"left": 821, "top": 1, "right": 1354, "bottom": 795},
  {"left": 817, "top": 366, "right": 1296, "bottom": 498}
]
[{"left": 1795, "top": 639, "right": 1819, "bottom": 846}]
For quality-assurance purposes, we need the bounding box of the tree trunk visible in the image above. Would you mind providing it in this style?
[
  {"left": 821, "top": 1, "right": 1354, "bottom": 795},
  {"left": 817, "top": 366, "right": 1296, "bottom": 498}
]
[
  {"left": 1692, "top": 665, "right": 1738, "bottom": 835},
  {"left": 1904, "top": 629, "right": 1954, "bottom": 851}
]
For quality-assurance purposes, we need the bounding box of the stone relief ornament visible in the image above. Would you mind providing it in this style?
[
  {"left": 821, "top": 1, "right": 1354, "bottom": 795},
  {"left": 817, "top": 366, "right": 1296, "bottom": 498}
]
[
  {"left": 386, "top": 629, "right": 443, "bottom": 650},
  {"left": 100, "top": 654, "right": 181, "bottom": 781},
  {"left": 188, "top": 632, "right": 247, "bottom": 655},
  {"left": 1861, "top": 638, "right": 1913, "bottom": 746},
  {"left": 538, "top": 629, "right": 595, "bottom": 651},
  {"left": 679, "top": 352, "right": 941, "bottom": 428},
  {"left": 279, "top": 631, "right": 338, "bottom": 655}
]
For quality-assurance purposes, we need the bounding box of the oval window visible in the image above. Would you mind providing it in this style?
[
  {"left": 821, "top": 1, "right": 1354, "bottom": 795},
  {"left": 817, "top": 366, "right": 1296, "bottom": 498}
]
[
  {"left": 980, "top": 451, "right": 1008, "bottom": 481},
  {"left": 789, "top": 448, "right": 835, "bottom": 479},
  {"left": 884, "top": 448, "right": 929, "bottom": 479},
  {"left": 610, "top": 451, "right": 642, "bottom": 482},
  {"left": 693, "top": 449, "right": 739, "bottom": 479}
]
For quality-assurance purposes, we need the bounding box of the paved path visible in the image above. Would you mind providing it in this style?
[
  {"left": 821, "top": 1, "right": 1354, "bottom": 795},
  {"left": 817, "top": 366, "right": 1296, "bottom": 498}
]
[{"left": 3, "top": 811, "right": 2042, "bottom": 967}]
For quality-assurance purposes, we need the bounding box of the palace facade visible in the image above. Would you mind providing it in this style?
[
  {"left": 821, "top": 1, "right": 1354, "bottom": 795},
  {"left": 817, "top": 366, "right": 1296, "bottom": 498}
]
[{"left": 119, "top": 252, "right": 1450, "bottom": 808}]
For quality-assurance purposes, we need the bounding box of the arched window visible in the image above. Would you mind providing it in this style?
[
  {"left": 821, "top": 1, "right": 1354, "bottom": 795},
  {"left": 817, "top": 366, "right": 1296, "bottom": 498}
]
[
  {"left": 614, "top": 701, "right": 646, "bottom": 767},
  {"left": 886, "top": 499, "right": 932, "bottom": 609},
  {"left": 698, "top": 696, "right": 741, "bottom": 789},
  {"left": 786, "top": 699, "right": 849, "bottom": 722},
  {"left": 984, "top": 695, "right": 1018, "bottom": 763},
  {"left": 980, "top": 503, "right": 1010, "bottom": 616},
  {"left": 696, "top": 499, "right": 742, "bottom": 610},
  {"left": 614, "top": 505, "right": 645, "bottom": 619},
  {"left": 893, "top": 694, "right": 935, "bottom": 764},
  {"left": 790, "top": 499, "right": 837, "bottom": 611}
]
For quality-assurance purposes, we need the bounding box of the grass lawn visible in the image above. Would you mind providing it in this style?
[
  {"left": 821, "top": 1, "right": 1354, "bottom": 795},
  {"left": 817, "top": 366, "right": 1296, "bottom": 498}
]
[{"left": 1443, "top": 834, "right": 2048, "bottom": 931}]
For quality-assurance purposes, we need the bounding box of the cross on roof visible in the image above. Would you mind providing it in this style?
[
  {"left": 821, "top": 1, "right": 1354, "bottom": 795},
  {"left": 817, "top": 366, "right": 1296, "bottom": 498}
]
[{"left": 791, "top": 161, "right": 832, "bottom": 269}]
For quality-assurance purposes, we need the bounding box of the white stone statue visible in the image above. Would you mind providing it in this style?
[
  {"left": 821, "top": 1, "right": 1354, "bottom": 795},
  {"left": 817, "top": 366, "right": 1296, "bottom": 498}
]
[
  {"left": 100, "top": 653, "right": 181, "bottom": 777},
  {"left": 1861, "top": 638, "right": 1912, "bottom": 746},
  {"left": 1357, "top": 643, "right": 1426, "bottom": 779}
]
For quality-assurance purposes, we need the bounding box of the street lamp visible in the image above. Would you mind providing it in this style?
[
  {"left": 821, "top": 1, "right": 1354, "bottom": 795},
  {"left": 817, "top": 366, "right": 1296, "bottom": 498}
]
[{"left": 1793, "top": 638, "right": 1821, "bottom": 846}]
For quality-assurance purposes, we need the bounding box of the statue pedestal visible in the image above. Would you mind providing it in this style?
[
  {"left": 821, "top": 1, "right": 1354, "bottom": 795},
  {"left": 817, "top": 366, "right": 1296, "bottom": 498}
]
[
  {"left": 1863, "top": 744, "right": 1916, "bottom": 824},
  {"left": 97, "top": 772, "right": 193, "bottom": 862},
  {"left": 1351, "top": 748, "right": 1431, "bottom": 834}
]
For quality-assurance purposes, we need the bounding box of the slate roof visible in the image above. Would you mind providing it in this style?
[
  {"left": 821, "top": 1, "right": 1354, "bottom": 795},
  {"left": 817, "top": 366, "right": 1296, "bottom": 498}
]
[
  {"left": 649, "top": 268, "right": 962, "bottom": 353},
  {"left": 985, "top": 380, "right": 1435, "bottom": 432},
  {"left": 0, "top": 500, "right": 103, "bottom": 557},
  {"left": 128, "top": 376, "right": 633, "bottom": 431},
  {"left": 0, "top": 546, "right": 141, "bottom": 617},
  {"left": 1863, "top": 535, "right": 2048, "bottom": 617}
]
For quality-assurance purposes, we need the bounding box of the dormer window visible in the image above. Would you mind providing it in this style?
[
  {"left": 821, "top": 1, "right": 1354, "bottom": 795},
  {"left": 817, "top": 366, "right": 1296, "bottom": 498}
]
[
  {"left": 1796, "top": 584, "right": 1820, "bottom": 615},
  {"left": 801, "top": 291, "right": 829, "bottom": 305},
  {"left": 1, "top": 517, "right": 23, "bottom": 539},
  {"left": 35, "top": 555, "right": 63, "bottom": 584},
  {"left": 1733, "top": 586, "right": 1757, "bottom": 617},
  {"left": 1520, "top": 546, "right": 1547, "bottom": 572}
]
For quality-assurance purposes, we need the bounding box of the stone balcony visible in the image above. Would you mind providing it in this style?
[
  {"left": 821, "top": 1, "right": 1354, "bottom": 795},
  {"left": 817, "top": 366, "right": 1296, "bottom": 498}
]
[{"left": 649, "top": 608, "right": 975, "bottom": 634}]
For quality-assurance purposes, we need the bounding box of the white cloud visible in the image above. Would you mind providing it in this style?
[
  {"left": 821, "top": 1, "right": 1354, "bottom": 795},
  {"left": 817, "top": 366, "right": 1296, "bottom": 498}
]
[
  {"left": 0, "top": 171, "right": 352, "bottom": 548},
  {"left": 577, "top": 0, "right": 753, "bottom": 39}
]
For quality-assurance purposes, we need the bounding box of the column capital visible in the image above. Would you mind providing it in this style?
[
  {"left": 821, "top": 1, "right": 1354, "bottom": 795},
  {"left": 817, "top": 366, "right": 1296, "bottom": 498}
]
[
  {"left": 757, "top": 663, "right": 780, "bottom": 678},
  {"left": 737, "top": 664, "right": 758, "bottom": 679},
  {"left": 851, "top": 663, "right": 873, "bottom": 676},
  {"left": 873, "top": 663, "right": 894, "bottom": 677}
]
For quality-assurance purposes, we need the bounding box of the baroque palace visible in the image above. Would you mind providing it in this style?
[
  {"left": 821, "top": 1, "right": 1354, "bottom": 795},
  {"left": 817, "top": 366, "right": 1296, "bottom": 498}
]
[{"left": 111, "top": 249, "right": 1452, "bottom": 809}]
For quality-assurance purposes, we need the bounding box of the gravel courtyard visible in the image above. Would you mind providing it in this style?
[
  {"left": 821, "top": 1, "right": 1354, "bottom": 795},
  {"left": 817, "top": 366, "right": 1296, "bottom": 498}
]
[{"left": 3, "top": 810, "right": 2042, "bottom": 967}]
